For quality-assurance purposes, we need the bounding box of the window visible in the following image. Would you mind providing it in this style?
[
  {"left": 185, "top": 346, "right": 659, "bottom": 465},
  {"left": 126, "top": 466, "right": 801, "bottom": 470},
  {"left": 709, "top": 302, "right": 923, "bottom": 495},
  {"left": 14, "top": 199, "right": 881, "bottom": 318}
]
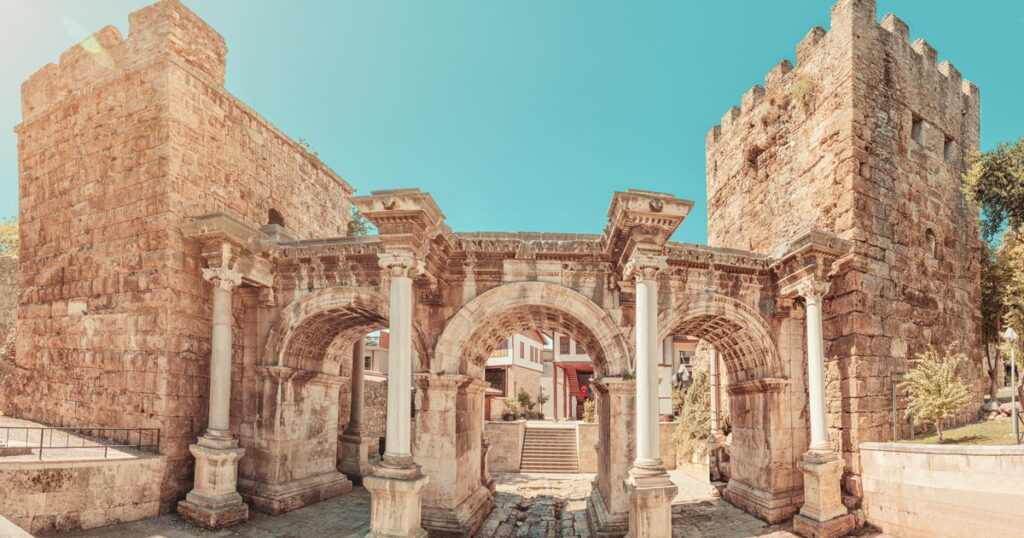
[
  {"left": 679, "top": 350, "right": 693, "bottom": 366},
  {"left": 559, "top": 337, "right": 571, "bottom": 354},
  {"left": 911, "top": 115, "right": 924, "bottom": 144},
  {"left": 520, "top": 342, "right": 525, "bottom": 359},
  {"left": 925, "top": 229, "right": 937, "bottom": 257},
  {"left": 575, "top": 341, "right": 586, "bottom": 355},
  {"left": 364, "top": 356, "right": 372, "bottom": 370},
  {"left": 486, "top": 368, "right": 507, "bottom": 396},
  {"left": 944, "top": 136, "right": 955, "bottom": 162}
]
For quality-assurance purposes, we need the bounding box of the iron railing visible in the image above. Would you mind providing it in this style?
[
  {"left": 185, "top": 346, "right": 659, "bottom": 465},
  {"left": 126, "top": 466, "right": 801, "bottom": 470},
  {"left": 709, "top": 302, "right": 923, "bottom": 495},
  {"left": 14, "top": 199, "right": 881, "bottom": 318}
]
[
  {"left": 0, "top": 426, "right": 160, "bottom": 460},
  {"left": 365, "top": 336, "right": 382, "bottom": 347}
]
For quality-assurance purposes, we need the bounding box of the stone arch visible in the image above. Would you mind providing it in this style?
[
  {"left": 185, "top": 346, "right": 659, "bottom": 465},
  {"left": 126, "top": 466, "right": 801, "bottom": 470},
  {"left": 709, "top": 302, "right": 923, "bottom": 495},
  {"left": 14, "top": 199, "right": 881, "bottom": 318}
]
[
  {"left": 263, "top": 286, "right": 388, "bottom": 375},
  {"left": 243, "top": 286, "right": 396, "bottom": 514},
  {"left": 658, "top": 292, "right": 781, "bottom": 383},
  {"left": 433, "top": 281, "right": 630, "bottom": 377},
  {"left": 420, "top": 281, "right": 631, "bottom": 535},
  {"left": 659, "top": 291, "right": 802, "bottom": 523}
]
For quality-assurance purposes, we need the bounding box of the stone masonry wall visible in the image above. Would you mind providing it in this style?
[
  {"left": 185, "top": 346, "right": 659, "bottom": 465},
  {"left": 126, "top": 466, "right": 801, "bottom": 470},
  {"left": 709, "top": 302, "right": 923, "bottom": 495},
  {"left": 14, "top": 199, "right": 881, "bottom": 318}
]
[
  {"left": 0, "top": 456, "right": 165, "bottom": 535},
  {"left": 705, "top": 0, "right": 983, "bottom": 498},
  {"left": 8, "top": 0, "right": 354, "bottom": 510}
]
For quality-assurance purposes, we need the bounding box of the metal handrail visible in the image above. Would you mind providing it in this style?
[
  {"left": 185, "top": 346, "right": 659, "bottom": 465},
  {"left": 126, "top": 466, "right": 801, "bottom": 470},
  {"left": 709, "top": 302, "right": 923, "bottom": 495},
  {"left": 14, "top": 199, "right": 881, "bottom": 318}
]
[{"left": 0, "top": 426, "right": 161, "bottom": 460}]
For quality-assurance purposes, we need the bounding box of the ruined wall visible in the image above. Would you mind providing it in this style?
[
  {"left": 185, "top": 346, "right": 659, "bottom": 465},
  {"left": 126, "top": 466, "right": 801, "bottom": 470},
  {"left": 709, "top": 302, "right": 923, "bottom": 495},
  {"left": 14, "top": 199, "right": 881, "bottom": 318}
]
[
  {"left": 705, "top": 0, "right": 983, "bottom": 499},
  {"left": 0, "top": 257, "right": 15, "bottom": 336},
  {"left": 10, "top": 0, "right": 353, "bottom": 509},
  {"left": 0, "top": 456, "right": 165, "bottom": 535}
]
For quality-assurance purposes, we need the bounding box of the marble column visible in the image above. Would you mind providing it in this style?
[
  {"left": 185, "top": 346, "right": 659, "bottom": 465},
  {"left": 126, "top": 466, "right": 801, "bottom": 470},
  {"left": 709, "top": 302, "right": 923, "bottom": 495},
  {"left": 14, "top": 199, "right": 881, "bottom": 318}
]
[
  {"left": 178, "top": 267, "right": 249, "bottom": 529},
  {"left": 364, "top": 252, "right": 428, "bottom": 538},
  {"left": 624, "top": 254, "right": 677, "bottom": 538},
  {"left": 793, "top": 280, "right": 853, "bottom": 538},
  {"left": 340, "top": 338, "right": 378, "bottom": 484}
]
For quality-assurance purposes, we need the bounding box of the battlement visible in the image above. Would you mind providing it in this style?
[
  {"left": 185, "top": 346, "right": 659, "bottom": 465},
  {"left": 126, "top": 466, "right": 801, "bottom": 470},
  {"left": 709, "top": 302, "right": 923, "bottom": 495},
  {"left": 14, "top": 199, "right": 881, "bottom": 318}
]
[
  {"left": 21, "top": 0, "right": 225, "bottom": 123},
  {"left": 706, "top": 0, "right": 978, "bottom": 148}
]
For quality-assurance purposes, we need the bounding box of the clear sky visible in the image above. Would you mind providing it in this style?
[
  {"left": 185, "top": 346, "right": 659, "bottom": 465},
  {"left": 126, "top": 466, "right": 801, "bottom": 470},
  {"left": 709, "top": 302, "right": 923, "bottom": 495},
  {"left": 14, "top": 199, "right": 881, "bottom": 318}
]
[{"left": 1, "top": 1, "right": 1022, "bottom": 243}]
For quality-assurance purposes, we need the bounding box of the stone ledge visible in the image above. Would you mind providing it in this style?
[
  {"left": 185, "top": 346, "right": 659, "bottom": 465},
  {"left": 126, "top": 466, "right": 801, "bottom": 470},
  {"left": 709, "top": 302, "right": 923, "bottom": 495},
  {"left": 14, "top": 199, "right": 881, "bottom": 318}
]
[{"left": 859, "top": 441, "right": 1024, "bottom": 456}]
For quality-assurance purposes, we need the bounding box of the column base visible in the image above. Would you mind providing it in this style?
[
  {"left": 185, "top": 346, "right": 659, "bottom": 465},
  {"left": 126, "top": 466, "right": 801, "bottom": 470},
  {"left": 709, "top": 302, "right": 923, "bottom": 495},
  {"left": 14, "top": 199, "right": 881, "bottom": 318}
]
[
  {"left": 797, "top": 451, "right": 848, "bottom": 524},
  {"left": 625, "top": 471, "right": 677, "bottom": 538},
  {"left": 793, "top": 513, "right": 856, "bottom": 538},
  {"left": 177, "top": 437, "right": 249, "bottom": 530},
  {"left": 586, "top": 482, "right": 628, "bottom": 538},
  {"left": 722, "top": 479, "right": 802, "bottom": 524},
  {"left": 339, "top": 433, "right": 380, "bottom": 485},
  {"left": 364, "top": 464, "right": 430, "bottom": 537},
  {"left": 421, "top": 484, "right": 494, "bottom": 536},
  {"left": 240, "top": 470, "right": 353, "bottom": 514}
]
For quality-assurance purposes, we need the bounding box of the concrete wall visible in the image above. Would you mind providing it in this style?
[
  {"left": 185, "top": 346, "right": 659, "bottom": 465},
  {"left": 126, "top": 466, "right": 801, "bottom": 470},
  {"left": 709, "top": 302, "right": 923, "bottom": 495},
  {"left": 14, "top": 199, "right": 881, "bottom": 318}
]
[
  {"left": 0, "top": 456, "right": 165, "bottom": 535},
  {"left": 485, "top": 421, "right": 526, "bottom": 472},
  {"left": 860, "top": 442, "right": 1024, "bottom": 537}
]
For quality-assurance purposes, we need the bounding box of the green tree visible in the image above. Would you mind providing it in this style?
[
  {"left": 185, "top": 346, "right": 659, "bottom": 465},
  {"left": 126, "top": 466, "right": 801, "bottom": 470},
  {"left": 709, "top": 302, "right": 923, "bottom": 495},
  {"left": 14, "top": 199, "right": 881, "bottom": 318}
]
[
  {"left": 963, "top": 137, "right": 1024, "bottom": 241},
  {"left": 980, "top": 239, "right": 1012, "bottom": 404},
  {"left": 0, "top": 216, "right": 17, "bottom": 256},
  {"left": 347, "top": 204, "right": 373, "bottom": 236},
  {"left": 900, "top": 343, "right": 973, "bottom": 442}
]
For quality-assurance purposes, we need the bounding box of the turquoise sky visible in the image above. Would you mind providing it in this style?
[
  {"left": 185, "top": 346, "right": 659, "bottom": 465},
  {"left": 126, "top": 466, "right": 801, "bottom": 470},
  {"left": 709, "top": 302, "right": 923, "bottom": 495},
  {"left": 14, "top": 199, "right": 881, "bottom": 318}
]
[{"left": 1, "top": 1, "right": 1022, "bottom": 243}]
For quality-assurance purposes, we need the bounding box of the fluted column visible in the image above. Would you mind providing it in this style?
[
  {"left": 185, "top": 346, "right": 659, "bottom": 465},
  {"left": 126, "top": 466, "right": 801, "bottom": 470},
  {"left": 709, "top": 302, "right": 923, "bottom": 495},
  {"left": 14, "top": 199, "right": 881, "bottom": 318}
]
[
  {"left": 623, "top": 254, "right": 676, "bottom": 538},
  {"left": 365, "top": 252, "right": 428, "bottom": 538},
  {"left": 178, "top": 267, "right": 249, "bottom": 529}
]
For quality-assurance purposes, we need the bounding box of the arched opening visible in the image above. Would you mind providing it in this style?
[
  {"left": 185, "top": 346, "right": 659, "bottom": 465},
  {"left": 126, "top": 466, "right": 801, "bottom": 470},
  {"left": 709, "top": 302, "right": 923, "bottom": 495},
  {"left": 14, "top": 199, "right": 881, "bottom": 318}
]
[
  {"left": 267, "top": 208, "right": 286, "bottom": 227},
  {"left": 660, "top": 293, "right": 805, "bottom": 523},
  {"left": 237, "top": 287, "right": 392, "bottom": 514},
  {"left": 425, "top": 281, "right": 631, "bottom": 535}
]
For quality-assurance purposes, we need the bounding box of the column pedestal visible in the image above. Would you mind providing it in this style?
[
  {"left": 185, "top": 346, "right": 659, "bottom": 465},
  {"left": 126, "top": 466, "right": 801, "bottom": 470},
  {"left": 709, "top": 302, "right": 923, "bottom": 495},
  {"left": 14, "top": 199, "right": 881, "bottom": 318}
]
[
  {"left": 793, "top": 452, "right": 853, "bottom": 538},
  {"left": 177, "top": 436, "right": 249, "bottom": 529},
  {"left": 625, "top": 471, "right": 677, "bottom": 538},
  {"left": 340, "top": 433, "right": 380, "bottom": 485},
  {"left": 364, "top": 465, "right": 430, "bottom": 538}
]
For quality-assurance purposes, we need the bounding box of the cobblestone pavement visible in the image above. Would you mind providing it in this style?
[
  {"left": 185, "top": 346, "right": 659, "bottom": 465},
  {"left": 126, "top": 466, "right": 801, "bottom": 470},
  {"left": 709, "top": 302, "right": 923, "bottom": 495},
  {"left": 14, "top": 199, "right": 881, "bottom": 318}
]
[{"left": 58, "top": 472, "right": 805, "bottom": 538}]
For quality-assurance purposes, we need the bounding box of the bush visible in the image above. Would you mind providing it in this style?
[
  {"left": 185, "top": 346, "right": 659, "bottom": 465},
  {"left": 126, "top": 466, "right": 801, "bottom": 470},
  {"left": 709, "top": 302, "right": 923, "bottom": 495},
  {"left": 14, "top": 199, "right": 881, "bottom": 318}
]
[
  {"left": 674, "top": 369, "right": 710, "bottom": 458},
  {"left": 900, "top": 343, "right": 973, "bottom": 442}
]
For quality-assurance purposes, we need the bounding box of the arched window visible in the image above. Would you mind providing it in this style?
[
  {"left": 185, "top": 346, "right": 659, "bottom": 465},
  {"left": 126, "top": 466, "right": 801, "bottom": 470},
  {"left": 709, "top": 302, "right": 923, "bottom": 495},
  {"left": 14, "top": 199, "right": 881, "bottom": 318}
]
[
  {"left": 268, "top": 208, "right": 285, "bottom": 227},
  {"left": 925, "top": 229, "right": 937, "bottom": 257}
]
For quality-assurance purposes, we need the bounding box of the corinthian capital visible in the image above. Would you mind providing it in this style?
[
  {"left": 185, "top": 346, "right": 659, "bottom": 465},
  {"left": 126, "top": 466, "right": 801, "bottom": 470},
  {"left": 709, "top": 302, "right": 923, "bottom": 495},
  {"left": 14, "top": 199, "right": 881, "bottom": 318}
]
[
  {"left": 624, "top": 254, "right": 668, "bottom": 282},
  {"left": 378, "top": 252, "right": 425, "bottom": 278},
  {"left": 202, "top": 267, "right": 244, "bottom": 290},
  {"left": 793, "top": 278, "right": 829, "bottom": 305}
]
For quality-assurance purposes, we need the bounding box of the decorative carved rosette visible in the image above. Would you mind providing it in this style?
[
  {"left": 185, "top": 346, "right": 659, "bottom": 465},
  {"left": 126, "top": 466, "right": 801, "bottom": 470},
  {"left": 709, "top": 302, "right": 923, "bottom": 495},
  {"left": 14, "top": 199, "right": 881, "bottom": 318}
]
[
  {"left": 202, "top": 267, "right": 244, "bottom": 290},
  {"left": 623, "top": 254, "right": 668, "bottom": 283},
  {"left": 378, "top": 252, "right": 425, "bottom": 279}
]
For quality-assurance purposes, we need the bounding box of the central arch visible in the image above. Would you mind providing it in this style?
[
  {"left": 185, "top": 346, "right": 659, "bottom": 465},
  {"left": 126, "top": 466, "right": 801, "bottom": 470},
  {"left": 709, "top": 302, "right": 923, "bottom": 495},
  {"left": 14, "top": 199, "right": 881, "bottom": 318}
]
[
  {"left": 420, "top": 281, "right": 633, "bottom": 535},
  {"left": 660, "top": 292, "right": 805, "bottom": 523}
]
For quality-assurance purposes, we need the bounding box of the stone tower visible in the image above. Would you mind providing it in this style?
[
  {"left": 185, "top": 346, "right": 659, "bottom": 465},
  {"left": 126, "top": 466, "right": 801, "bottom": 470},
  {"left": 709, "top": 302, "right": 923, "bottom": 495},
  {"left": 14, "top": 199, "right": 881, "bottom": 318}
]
[
  {"left": 11, "top": 0, "right": 353, "bottom": 508},
  {"left": 706, "top": 0, "right": 983, "bottom": 499}
]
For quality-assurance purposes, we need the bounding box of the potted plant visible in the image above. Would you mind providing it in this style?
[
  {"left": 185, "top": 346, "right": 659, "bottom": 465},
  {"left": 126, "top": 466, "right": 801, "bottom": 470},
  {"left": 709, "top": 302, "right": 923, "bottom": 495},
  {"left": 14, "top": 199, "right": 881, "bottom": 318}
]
[
  {"left": 502, "top": 397, "right": 518, "bottom": 421},
  {"left": 516, "top": 389, "right": 535, "bottom": 420}
]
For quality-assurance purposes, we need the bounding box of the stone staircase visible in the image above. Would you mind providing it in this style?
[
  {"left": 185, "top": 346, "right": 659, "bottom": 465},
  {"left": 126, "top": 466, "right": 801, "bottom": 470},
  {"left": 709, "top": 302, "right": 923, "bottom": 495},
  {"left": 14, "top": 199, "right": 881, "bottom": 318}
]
[{"left": 519, "top": 426, "right": 578, "bottom": 473}]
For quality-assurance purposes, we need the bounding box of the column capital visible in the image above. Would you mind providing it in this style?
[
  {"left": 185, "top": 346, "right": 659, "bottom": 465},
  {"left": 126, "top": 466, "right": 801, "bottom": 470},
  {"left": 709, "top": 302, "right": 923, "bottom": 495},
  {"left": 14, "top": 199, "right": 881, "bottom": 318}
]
[
  {"left": 791, "top": 278, "right": 829, "bottom": 305},
  {"left": 202, "top": 267, "right": 244, "bottom": 290},
  {"left": 378, "top": 252, "right": 425, "bottom": 278},
  {"left": 623, "top": 254, "right": 668, "bottom": 282}
]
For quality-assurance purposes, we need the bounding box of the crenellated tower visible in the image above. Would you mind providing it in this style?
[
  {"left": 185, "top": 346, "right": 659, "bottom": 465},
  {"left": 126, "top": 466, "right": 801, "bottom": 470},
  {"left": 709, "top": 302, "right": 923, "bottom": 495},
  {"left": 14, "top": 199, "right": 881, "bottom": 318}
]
[
  {"left": 705, "top": 0, "right": 983, "bottom": 501},
  {"left": 11, "top": 0, "right": 353, "bottom": 509}
]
